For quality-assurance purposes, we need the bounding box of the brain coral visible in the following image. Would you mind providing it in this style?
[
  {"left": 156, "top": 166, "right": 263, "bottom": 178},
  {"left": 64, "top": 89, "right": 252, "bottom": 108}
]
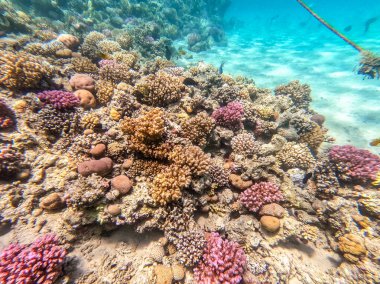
[
  {"left": 329, "top": 145, "right": 380, "bottom": 183},
  {"left": 194, "top": 232, "right": 246, "bottom": 284},
  {"left": 276, "top": 142, "right": 316, "bottom": 170},
  {"left": 0, "top": 99, "right": 15, "bottom": 129},
  {"left": 0, "top": 234, "right": 67, "bottom": 284},
  {"left": 0, "top": 51, "right": 50, "bottom": 90},
  {"left": 239, "top": 181, "right": 283, "bottom": 212},
  {"left": 134, "top": 71, "right": 186, "bottom": 106}
]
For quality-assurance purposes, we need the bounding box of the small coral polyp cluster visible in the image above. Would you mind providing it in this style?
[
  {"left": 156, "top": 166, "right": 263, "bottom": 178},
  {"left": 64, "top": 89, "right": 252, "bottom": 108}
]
[{"left": 0, "top": 22, "right": 379, "bottom": 284}]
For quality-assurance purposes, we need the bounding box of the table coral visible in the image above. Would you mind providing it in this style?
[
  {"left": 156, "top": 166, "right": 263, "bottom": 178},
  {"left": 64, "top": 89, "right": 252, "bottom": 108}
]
[
  {"left": 0, "top": 234, "right": 67, "bottom": 284},
  {"left": 212, "top": 101, "right": 244, "bottom": 130},
  {"left": 0, "top": 51, "right": 50, "bottom": 90},
  {"left": 134, "top": 71, "right": 186, "bottom": 106},
  {"left": 239, "top": 182, "right": 283, "bottom": 212},
  {"left": 329, "top": 145, "right": 380, "bottom": 183},
  {"left": 0, "top": 99, "right": 15, "bottom": 129},
  {"left": 194, "top": 232, "right": 246, "bottom": 284}
]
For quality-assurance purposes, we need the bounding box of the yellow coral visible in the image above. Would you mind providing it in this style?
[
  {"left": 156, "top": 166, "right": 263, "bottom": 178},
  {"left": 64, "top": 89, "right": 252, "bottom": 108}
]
[
  {"left": 109, "top": 108, "right": 121, "bottom": 121},
  {"left": 338, "top": 233, "right": 367, "bottom": 263},
  {"left": 81, "top": 113, "right": 100, "bottom": 129},
  {"left": 96, "top": 80, "right": 115, "bottom": 104},
  {"left": 299, "top": 125, "right": 327, "bottom": 153},
  {"left": 372, "top": 171, "right": 380, "bottom": 186}
]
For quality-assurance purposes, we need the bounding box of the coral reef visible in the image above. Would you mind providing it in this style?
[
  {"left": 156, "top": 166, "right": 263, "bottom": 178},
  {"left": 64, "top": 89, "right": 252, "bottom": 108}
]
[
  {"left": 212, "top": 101, "right": 244, "bottom": 130},
  {"left": 239, "top": 182, "right": 283, "bottom": 212},
  {"left": 37, "top": 90, "right": 80, "bottom": 110}
]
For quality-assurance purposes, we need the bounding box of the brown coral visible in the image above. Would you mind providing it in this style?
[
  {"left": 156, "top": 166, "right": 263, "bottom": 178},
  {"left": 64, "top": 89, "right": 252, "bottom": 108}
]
[
  {"left": 231, "top": 132, "right": 259, "bottom": 156},
  {"left": 71, "top": 57, "right": 99, "bottom": 73},
  {"left": 96, "top": 80, "right": 115, "bottom": 105},
  {"left": 274, "top": 80, "right": 312, "bottom": 109},
  {"left": 134, "top": 71, "right": 186, "bottom": 106},
  {"left": 81, "top": 113, "right": 100, "bottom": 130},
  {"left": 180, "top": 112, "right": 214, "bottom": 147},
  {"left": 276, "top": 142, "right": 316, "bottom": 170},
  {"left": 338, "top": 233, "right": 367, "bottom": 263},
  {"left": 0, "top": 51, "right": 50, "bottom": 90},
  {"left": 168, "top": 145, "right": 210, "bottom": 176},
  {"left": 299, "top": 125, "right": 327, "bottom": 153}
]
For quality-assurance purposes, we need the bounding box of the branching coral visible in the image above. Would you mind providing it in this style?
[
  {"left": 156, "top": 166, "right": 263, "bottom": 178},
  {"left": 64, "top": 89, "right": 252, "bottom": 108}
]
[
  {"left": 211, "top": 84, "right": 241, "bottom": 105},
  {"left": 329, "top": 145, "right": 380, "bottom": 183},
  {"left": 194, "top": 232, "right": 246, "bottom": 284},
  {"left": 134, "top": 71, "right": 186, "bottom": 106},
  {"left": 37, "top": 90, "right": 79, "bottom": 110},
  {"left": 99, "top": 61, "right": 135, "bottom": 84},
  {"left": 71, "top": 57, "right": 99, "bottom": 73},
  {"left": 299, "top": 125, "right": 327, "bottom": 153},
  {"left": 150, "top": 165, "right": 191, "bottom": 205},
  {"left": 276, "top": 142, "right": 316, "bottom": 170},
  {"left": 0, "top": 51, "right": 50, "bottom": 90},
  {"left": 0, "top": 99, "right": 15, "bottom": 129},
  {"left": 81, "top": 31, "right": 106, "bottom": 59},
  {"left": 95, "top": 80, "right": 115, "bottom": 105},
  {"left": 180, "top": 112, "right": 214, "bottom": 147},
  {"left": 0, "top": 234, "right": 67, "bottom": 284},
  {"left": 173, "top": 229, "right": 206, "bottom": 267},
  {"left": 239, "top": 182, "right": 283, "bottom": 212},
  {"left": 274, "top": 80, "right": 311, "bottom": 109},
  {"left": 212, "top": 101, "right": 244, "bottom": 130},
  {"left": 0, "top": 144, "right": 24, "bottom": 178},
  {"left": 231, "top": 132, "right": 259, "bottom": 156}
]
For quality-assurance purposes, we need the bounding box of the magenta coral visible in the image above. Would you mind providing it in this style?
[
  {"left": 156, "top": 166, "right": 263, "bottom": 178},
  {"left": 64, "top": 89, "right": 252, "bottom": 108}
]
[
  {"left": 37, "top": 90, "right": 79, "bottom": 110},
  {"left": 239, "top": 181, "right": 283, "bottom": 212},
  {"left": 0, "top": 234, "right": 67, "bottom": 284},
  {"left": 194, "top": 232, "right": 246, "bottom": 284},
  {"left": 329, "top": 145, "right": 380, "bottom": 182},
  {"left": 211, "top": 101, "right": 244, "bottom": 130},
  {"left": 0, "top": 99, "right": 15, "bottom": 129}
]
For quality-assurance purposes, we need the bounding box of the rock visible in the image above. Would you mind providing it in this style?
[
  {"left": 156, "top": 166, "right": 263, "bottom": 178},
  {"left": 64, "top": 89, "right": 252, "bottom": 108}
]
[
  {"left": 39, "top": 193, "right": 64, "bottom": 210},
  {"left": 69, "top": 74, "right": 95, "bottom": 92},
  {"left": 338, "top": 233, "right": 367, "bottom": 263},
  {"left": 111, "top": 175, "right": 133, "bottom": 195},
  {"left": 260, "top": 216, "right": 280, "bottom": 233},
  {"left": 55, "top": 48, "right": 72, "bottom": 58},
  {"left": 77, "top": 157, "right": 113, "bottom": 177},
  {"left": 90, "top": 144, "right": 106, "bottom": 157},
  {"left": 107, "top": 204, "right": 121, "bottom": 216},
  {"left": 57, "top": 34, "right": 80, "bottom": 49},
  {"left": 171, "top": 264, "right": 185, "bottom": 281},
  {"left": 154, "top": 265, "right": 173, "bottom": 284},
  {"left": 74, "top": 89, "right": 96, "bottom": 109},
  {"left": 259, "top": 203, "right": 285, "bottom": 218},
  {"left": 229, "top": 174, "right": 252, "bottom": 191}
]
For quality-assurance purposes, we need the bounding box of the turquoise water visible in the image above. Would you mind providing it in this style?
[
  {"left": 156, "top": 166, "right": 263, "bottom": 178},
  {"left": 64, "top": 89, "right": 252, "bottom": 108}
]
[{"left": 176, "top": 0, "right": 380, "bottom": 153}]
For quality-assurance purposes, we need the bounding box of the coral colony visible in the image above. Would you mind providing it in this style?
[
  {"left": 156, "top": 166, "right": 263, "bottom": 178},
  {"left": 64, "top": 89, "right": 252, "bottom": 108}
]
[{"left": 0, "top": 1, "right": 379, "bottom": 283}]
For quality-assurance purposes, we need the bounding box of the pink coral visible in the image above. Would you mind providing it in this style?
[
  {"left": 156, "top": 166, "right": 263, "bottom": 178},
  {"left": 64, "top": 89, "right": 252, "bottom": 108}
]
[
  {"left": 194, "top": 232, "right": 246, "bottom": 284},
  {"left": 239, "top": 182, "right": 283, "bottom": 212},
  {"left": 211, "top": 101, "right": 244, "bottom": 130},
  {"left": 37, "top": 90, "right": 79, "bottom": 110},
  {"left": 329, "top": 145, "right": 380, "bottom": 183},
  {"left": 0, "top": 99, "right": 15, "bottom": 129},
  {"left": 0, "top": 234, "right": 67, "bottom": 284}
]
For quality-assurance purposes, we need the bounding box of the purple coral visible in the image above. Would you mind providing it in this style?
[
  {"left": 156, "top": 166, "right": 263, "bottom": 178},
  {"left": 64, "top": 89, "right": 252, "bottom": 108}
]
[
  {"left": 0, "top": 234, "right": 67, "bottom": 284},
  {"left": 329, "top": 145, "right": 380, "bottom": 183},
  {"left": 0, "top": 99, "right": 15, "bottom": 129},
  {"left": 194, "top": 232, "right": 246, "bottom": 284},
  {"left": 211, "top": 101, "right": 244, "bottom": 130},
  {"left": 37, "top": 90, "right": 79, "bottom": 110},
  {"left": 239, "top": 181, "right": 283, "bottom": 212}
]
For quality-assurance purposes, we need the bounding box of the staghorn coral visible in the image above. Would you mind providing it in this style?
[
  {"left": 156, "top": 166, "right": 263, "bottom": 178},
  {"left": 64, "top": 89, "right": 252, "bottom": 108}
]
[
  {"left": 180, "top": 112, "right": 214, "bottom": 147},
  {"left": 112, "top": 51, "right": 139, "bottom": 69},
  {"left": 329, "top": 145, "right": 380, "bottom": 183},
  {"left": 24, "top": 41, "right": 65, "bottom": 56},
  {"left": 0, "top": 51, "right": 50, "bottom": 90},
  {"left": 277, "top": 142, "right": 316, "bottom": 170},
  {"left": 239, "top": 181, "right": 283, "bottom": 212},
  {"left": 0, "top": 234, "right": 67, "bottom": 284},
  {"left": 231, "top": 132, "right": 259, "bottom": 156},
  {"left": 96, "top": 80, "right": 115, "bottom": 105},
  {"left": 274, "top": 80, "right": 311, "bottom": 109},
  {"left": 134, "top": 71, "right": 186, "bottom": 106},
  {"left": 212, "top": 101, "right": 244, "bottom": 130},
  {"left": 168, "top": 145, "right": 211, "bottom": 176},
  {"left": 150, "top": 165, "right": 191, "bottom": 206},
  {"left": 0, "top": 99, "right": 15, "bottom": 129},
  {"left": 173, "top": 229, "right": 206, "bottom": 267},
  {"left": 194, "top": 232, "right": 246, "bottom": 284},
  {"left": 37, "top": 90, "right": 79, "bottom": 110}
]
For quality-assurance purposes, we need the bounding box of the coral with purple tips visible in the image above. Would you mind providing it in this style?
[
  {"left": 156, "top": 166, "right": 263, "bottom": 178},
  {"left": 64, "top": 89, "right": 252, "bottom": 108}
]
[
  {"left": 211, "top": 101, "right": 244, "bottom": 130},
  {"left": 37, "top": 90, "right": 79, "bottom": 110}
]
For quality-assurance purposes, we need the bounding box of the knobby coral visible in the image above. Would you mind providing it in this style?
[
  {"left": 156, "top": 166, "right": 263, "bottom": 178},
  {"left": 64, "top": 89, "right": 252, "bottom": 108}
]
[
  {"left": 37, "top": 90, "right": 80, "bottom": 110},
  {"left": 194, "top": 232, "right": 246, "bottom": 284},
  {"left": 0, "top": 234, "right": 67, "bottom": 284},
  {"left": 239, "top": 182, "right": 283, "bottom": 212},
  {"left": 329, "top": 145, "right": 380, "bottom": 183},
  {"left": 211, "top": 101, "right": 244, "bottom": 130}
]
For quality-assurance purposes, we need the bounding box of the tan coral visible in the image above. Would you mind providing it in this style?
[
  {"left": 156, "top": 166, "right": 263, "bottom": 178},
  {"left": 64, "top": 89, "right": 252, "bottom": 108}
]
[
  {"left": 150, "top": 165, "right": 191, "bottom": 206},
  {"left": 134, "top": 71, "right": 186, "bottom": 106},
  {"left": 299, "top": 125, "right": 327, "bottom": 153},
  {"left": 81, "top": 113, "right": 100, "bottom": 130},
  {"left": 96, "top": 80, "right": 115, "bottom": 105},
  {"left": 276, "top": 142, "right": 316, "bottom": 170},
  {"left": 0, "top": 51, "right": 50, "bottom": 90},
  {"left": 154, "top": 265, "right": 173, "bottom": 284},
  {"left": 300, "top": 225, "right": 319, "bottom": 243},
  {"left": 71, "top": 57, "right": 99, "bottom": 73},
  {"left": 180, "top": 112, "right": 214, "bottom": 147},
  {"left": 168, "top": 145, "right": 210, "bottom": 176},
  {"left": 338, "top": 233, "right": 367, "bottom": 263},
  {"left": 109, "top": 108, "right": 121, "bottom": 121}
]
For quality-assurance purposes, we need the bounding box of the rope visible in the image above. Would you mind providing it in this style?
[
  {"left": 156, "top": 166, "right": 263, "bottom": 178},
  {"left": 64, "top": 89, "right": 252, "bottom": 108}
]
[{"left": 296, "top": 0, "right": 364, "bottom": 53}]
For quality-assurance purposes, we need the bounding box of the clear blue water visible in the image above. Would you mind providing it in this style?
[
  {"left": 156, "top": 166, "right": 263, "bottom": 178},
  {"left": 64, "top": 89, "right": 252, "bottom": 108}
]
[{"left": 176, "top": 0, "right": 380, "bottom": 153}]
